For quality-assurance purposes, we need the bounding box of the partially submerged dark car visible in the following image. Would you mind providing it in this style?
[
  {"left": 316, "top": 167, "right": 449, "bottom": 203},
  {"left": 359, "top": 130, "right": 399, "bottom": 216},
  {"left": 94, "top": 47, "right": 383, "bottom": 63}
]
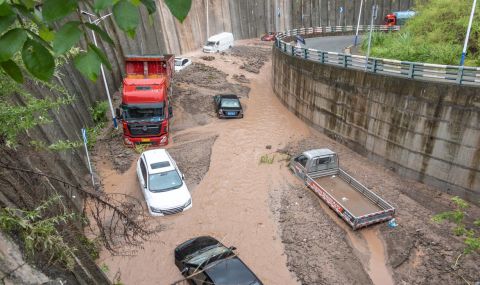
[
  {"left": 214, "top": 94, "right": 244, "bottom": 119},
  {"left": 174, "top": 236, "right": 263, "bottom": 285}
]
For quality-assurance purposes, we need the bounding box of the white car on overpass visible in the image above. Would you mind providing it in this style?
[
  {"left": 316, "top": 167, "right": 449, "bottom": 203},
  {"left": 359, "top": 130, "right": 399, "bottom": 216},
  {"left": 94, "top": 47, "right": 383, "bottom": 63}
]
[
  {"left": 174, "top": 57, "right": 192, "bottom": 72},
  {"left": 136, "top": 149, "right": 192, "bottom": 216}
]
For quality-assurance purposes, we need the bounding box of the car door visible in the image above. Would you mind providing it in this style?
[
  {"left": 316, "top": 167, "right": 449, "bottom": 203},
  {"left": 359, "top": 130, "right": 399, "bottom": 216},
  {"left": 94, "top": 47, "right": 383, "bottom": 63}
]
[
  {"left": 213, "top": 95, "right": 221, "bottom": 111},
  {"left": 293, "top": 155, "right": 308, "bottom": 180},
  {"left": 137, "top": 157, "right": 148, "bottom": 198}
]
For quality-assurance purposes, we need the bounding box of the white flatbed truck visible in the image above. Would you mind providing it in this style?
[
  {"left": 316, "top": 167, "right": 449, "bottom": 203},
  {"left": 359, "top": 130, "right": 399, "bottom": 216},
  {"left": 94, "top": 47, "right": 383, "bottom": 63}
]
[{"left": 290, "top": 149, "right": 395, "bottom": 230}]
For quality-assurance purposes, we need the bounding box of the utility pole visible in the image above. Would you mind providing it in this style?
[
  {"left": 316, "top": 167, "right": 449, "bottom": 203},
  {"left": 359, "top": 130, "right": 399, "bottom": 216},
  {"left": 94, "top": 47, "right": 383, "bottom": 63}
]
[
  {"left": 460, "top": 0, "right": 477, "bottom": 66},
  {"left": 365, "top": 4, "right": 378, "bottom": 71},
  {"left": 319, "top": 0, "right": 323, "bottom": 26},
  {"left": 81, "top": 11, "right": 117, "bottom": 129},
  {"left": 206, "top": 0, "right": 209, "bottom": 38},
  {"left": 354, "top": 0, "right": 364, "bottom": 46}
]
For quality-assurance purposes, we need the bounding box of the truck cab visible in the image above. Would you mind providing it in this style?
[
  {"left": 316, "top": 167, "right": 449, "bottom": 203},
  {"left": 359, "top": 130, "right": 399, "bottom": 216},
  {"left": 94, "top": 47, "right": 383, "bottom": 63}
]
[
  {"left": 117, "top": 55, "right": 174, "bottom": 147},
  {"left": 291, "top": 149, "right": 338, "bottom": 180}
]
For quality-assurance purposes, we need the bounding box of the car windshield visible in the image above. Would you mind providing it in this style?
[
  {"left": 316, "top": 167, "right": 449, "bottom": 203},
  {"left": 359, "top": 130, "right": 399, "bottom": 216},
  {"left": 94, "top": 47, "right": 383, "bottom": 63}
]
[
  {"left": 148, "top": 170, "right": 183, "bottom": 192},
  {"left": 186, "top": 245, "right": 232, "bottom": 266},
  {"left": 175, "top": 60, "right": 183, "bottom": 66},
  {"left": 221, "top": 99, "right": 240, "bottom": 108},
  {"left": 206, "top": 41, "right": 216, "bottom": 46},
  {"left": 124, "top": 105, "right": 164, "bottom": 122}
]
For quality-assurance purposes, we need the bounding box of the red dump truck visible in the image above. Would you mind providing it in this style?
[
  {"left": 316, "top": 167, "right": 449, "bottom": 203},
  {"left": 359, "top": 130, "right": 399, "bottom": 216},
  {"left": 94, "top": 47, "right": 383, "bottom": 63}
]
[
  {"left": 290, "top": 149, "right": 395, "bottom": 230},
  {"left": 116, "top": 55, "right": 174, "bottom": 147}
]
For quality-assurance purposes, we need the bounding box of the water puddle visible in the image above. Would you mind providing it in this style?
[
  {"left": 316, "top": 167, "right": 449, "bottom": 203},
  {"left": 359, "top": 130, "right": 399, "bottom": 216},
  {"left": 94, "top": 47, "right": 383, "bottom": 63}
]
[
  {"left": 359, "top": 229, "right": 395, "bottom": 285},
  {"left": 317, "top": 201, "right": 394, "bottom": 285}
]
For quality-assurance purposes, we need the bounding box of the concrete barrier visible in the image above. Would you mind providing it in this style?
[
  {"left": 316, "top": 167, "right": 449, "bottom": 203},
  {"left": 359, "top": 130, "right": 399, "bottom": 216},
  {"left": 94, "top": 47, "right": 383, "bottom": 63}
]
[{"left": 272, "top": 47, "right": 480, "bottom": 203}]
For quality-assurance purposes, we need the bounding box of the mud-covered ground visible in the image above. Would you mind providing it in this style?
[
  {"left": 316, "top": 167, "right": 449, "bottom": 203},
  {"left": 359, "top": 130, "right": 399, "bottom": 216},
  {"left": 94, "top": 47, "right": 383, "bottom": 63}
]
[
  {"left": 93, "top": 40, "right": 480, "bottom": 285},
  {"left": 279, "top": 138, "right": 480, "bottom": 285}
]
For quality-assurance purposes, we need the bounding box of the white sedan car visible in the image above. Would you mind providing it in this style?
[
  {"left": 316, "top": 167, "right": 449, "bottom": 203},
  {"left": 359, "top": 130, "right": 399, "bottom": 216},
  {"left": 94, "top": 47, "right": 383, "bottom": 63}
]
[
  {"left": 136, "top": 149, "right": 192, "bottom": 216},
  {"left": 174, "top": 57, "right": 192, "bottom": 72}
]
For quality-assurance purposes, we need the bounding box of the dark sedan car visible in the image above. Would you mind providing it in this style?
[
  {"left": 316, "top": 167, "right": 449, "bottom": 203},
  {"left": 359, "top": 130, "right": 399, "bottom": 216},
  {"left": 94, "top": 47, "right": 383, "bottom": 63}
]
[
  {"left": 214, "top": 94, "right": 244, "bottom": 119},
  {"left": 261, "top": 32, "right": 276, "bottom": 41},
  {"left": 174, "top": 236, "right": 263, "bottom": 285}
]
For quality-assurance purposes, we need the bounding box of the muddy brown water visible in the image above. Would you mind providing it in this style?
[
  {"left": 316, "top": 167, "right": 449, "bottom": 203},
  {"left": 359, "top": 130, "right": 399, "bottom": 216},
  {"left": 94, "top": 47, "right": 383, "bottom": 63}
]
[
  {"left": 95, "top": 41, "right": 395, "bottom": 285},
  {"left": 313, "top": 193, "right": 394, "bottom": 285},
  {"left": 97, "top": 46, "right": 309, "bottom": 284}
]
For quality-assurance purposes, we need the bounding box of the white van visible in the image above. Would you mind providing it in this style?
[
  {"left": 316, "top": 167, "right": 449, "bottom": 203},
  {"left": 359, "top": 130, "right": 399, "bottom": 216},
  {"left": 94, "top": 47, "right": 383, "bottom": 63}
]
[{"left": 203, "top": 32, "right": 234, "bottom": 53}]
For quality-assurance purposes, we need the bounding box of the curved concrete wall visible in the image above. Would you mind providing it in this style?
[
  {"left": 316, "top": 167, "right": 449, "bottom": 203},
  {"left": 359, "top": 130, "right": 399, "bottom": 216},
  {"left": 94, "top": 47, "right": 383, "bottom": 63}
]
[{"left": 272, "top": 48, "right": 480, "bottom": 203}]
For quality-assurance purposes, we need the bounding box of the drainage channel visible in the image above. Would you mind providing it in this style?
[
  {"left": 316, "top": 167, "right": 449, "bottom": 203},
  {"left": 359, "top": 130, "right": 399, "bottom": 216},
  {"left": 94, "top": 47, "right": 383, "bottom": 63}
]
[{"left": 318, "top": 201, "right": 394, "bottom": 285}]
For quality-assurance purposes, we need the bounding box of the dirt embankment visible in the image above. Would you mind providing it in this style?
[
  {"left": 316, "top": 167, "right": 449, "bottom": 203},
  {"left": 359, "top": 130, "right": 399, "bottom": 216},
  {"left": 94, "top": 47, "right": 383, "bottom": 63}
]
[{"left": 270, "top": 180, "right": 373, "bottom": 285}]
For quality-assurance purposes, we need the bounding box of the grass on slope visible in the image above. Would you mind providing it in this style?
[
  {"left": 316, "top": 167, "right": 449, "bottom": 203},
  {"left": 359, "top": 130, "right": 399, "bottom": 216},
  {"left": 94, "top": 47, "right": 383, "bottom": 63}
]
[{"left": 362, "top": 0, "right": 480, "bottom": 66}]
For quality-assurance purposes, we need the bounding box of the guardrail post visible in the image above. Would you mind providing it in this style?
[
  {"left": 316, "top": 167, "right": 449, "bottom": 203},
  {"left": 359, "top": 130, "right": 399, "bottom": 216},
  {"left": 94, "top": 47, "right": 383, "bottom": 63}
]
[
  {"left": 304, "top": 48, "right": 308, "bottom": 59},
  {"left": 373, "top": 59, "right": 378, "bottom": 73},
  {"left": 343, "top": 54, "right": 348, "bottom": 67},
  {"left": 291, "top": 45, "right": 295, "bottom": 56},
  {"left": 408, "top": 63, "right": 414, "bottom": 78},
  {"left": 456, "top": 66, "right": 465, "bottom": 84},
  {"left": 283, "top": 43, "right": 287, "bottom": 52},
  {"left": 320, "top": 51, "right": 325, "bottom": 63}
]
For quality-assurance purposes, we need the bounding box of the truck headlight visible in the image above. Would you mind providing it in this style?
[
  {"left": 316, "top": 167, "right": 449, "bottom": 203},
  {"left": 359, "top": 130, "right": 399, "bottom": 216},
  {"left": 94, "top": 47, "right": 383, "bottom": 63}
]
[{"left": 184, "top": 198, "right": 192, "bottom": 207}]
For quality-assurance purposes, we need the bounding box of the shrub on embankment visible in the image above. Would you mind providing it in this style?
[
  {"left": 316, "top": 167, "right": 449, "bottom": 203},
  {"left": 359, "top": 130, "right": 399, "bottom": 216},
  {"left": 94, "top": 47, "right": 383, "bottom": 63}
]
[{"left": 363, "top": 0, "right": 480, "bottom": 66}]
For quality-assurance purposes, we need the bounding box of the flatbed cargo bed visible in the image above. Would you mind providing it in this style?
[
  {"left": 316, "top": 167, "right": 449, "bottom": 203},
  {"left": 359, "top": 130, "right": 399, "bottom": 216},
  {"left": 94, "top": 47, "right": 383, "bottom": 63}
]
[{"left": 314, "top": 176, "right": 382, "bottom": 217}]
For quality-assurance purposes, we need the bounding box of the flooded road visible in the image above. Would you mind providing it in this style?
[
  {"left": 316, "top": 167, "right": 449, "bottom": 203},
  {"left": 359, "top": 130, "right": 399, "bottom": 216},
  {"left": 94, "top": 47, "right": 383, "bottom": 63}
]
[
  {"left": 93, "top": 41, "right": 401, "bottom": 285},
  {"left": 96, "top": 45, "right": 310, "bottom": 284}
]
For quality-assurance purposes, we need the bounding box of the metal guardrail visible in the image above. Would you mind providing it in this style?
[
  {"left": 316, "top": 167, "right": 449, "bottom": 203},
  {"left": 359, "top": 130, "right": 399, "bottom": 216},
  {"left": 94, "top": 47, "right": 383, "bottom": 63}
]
[{"left": 275, "top": 25, "right": 480, "bottom": 86}]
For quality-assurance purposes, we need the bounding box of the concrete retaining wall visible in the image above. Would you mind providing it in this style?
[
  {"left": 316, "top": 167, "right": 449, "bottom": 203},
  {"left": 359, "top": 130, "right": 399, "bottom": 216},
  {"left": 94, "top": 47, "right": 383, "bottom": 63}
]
[{"left": 272, "top": 48, "right": 480, "bottom": 203}]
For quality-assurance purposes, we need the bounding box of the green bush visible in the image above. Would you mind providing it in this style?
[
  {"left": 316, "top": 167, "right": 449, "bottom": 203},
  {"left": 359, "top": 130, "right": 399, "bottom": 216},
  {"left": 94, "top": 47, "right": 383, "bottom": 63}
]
[
  {"left": 362, "top": 0, "right": 480, "bottom": 66},
  {"left": 0, "top": 195, "right": 77, "bottom": 270},
  {"left": 90, "top": 101, "right": 109, "bottom": 124}
]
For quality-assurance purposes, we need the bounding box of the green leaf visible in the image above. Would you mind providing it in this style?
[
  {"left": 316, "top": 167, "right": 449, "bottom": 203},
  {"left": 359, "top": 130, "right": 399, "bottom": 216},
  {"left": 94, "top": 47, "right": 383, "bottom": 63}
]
[
  {"left": 53, "top": 21, "right": 82, "bottom": 55},
  {"left": 94, "top": 0, "right": 113, "bottom": 12},
  {"left": 0, "top": 14, "right": 16, "bottom": 35},
  {"left": 20, "top": 0, "right": 35, "bottom": 9},
  {"left": 39, "top": 26, "right": 55, "bottom": 42},
  {"left": 42, "top": 0, "right": 77, "bottom": 22},
  {"left": 25, "top": 30, "right": 54, "bottom": 51},
  {"left": 131, "top": 0, "right": 141, "bottom": 6},
  {"left": 0, "top": 2, "right": 12, "bottom": 16},
  {"left": 85, "top": 23, "right": 114, "bottom": 45},
  {"left": 113, "top": 0, "right": 139, "bottom": 38},
  {"left": 164, "top": 0, "right": 191, "bottom": 23},
  {"left": 22, "top": 38, "right": 55, "bottom": 81},
  {"left": 140, "top": 0, "right": 156, "bottom": 14},
  {"left": 1, "top": 59, "right": 23, "bottom": 83},
  {"left": 88, "top": 43, "right": 112, "bottom": 70},
  {"left": 74, "top": 48, "right": 101, "bottom": 81},
  {"left": 0, "top": 28, "right": 27, "bottom": 62}
]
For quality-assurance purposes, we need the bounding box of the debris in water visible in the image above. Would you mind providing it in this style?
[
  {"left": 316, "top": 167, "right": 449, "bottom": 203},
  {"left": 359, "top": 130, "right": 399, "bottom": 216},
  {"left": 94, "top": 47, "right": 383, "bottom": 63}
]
[
  {"left": 201, "top": 56, "right": 215, "bottom": 61},
  {"left": 388, "top": 218, "right": 398, "bottom": 228},
  {"left": 266, "top": 145, "right": 272, "bottom": 149},
  {"left": 342, "top": 197, "right": 348, "bottom": 202}
]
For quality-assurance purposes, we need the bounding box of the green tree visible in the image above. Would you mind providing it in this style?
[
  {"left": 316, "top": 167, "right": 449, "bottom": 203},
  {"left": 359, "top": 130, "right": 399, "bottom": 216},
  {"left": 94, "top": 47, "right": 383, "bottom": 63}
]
[{"left": 0, "top": 0, "right": 192, "bottom": 83}]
